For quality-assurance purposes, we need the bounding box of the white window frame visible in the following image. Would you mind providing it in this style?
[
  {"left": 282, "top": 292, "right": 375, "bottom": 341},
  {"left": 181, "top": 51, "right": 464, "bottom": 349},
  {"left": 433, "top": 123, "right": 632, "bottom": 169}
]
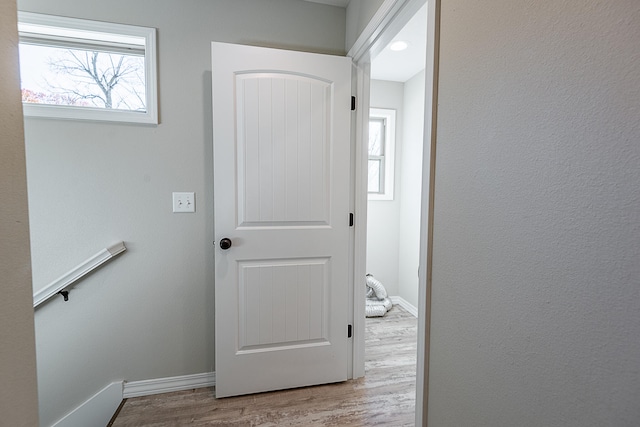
[
  {"left": 17, "top": 12, "right": 158, "bottom": 124},
  {"left": 368, "top": 107, "right": 396, "bottom": 201}
]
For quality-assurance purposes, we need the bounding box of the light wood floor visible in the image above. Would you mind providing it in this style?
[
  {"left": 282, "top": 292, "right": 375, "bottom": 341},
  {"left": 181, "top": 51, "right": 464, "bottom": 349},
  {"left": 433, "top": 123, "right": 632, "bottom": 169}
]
[{"left": 112, "top": 306, "right": 417, "bottom": 426}]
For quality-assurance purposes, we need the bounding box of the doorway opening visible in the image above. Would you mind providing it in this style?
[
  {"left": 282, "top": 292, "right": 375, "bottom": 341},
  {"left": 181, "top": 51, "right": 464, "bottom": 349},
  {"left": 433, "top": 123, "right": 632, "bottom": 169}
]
[
  {"left": 359, "top": 1, "right": 428, "bottom": 423},
  {"left": 365, "top": 1, "right": 427, "bottom": 320},
  {"left": 350, "top": 0, "right": 437, "bottom": 425}
]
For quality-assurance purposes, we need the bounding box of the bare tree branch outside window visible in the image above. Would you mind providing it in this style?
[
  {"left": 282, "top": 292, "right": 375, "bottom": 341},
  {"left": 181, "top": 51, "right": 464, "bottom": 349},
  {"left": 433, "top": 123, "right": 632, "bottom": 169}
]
[{"left": 20, "top": 44, "right": 146, "bottom": 111}]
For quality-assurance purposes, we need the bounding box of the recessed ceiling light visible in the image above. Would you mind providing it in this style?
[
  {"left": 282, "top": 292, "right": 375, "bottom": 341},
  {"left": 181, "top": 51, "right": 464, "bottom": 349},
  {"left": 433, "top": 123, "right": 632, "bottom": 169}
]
[{"left": 389, "top": 40, "right": 409, "bottom": 51}]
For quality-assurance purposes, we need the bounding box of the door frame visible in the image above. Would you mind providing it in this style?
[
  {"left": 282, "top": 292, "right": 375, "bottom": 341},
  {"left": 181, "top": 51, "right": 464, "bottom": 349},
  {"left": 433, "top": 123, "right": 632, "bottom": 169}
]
[{"left": 348, "top": 0, "right": 441, "bottom": 425}]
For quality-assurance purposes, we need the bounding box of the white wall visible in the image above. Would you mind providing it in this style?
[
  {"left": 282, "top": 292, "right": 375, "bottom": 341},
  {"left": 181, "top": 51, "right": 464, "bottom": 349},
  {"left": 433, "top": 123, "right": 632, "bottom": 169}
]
[
  {"left": 17, "top": 0, "right": 346, "bottom": 425},
  {"left": 368, "top": 75, "right": 425, "bottom": 306},
  {"left": 429, "top": 0, "right": 640, "bottom": 425},
  {"left": 397, "top": 70, "right": 424, "bottom": 308},
  {"left": 367, "top": 79, "right": 404, "bottom": 296},
  {"left": 0, "top": 1, "right": 40, "bottom": 425}
]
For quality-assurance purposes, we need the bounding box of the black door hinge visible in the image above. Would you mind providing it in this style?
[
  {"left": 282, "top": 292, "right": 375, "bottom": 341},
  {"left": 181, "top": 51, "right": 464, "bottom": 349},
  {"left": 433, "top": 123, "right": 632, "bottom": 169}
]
[
  {"left": 349, "top": 213, "right": 354, "bottom": 227},
  {"left": 348, "top": 324, "right": 353, "bottom": 338},
  {"left": 351, "top": 96, "right": 356, "bottom": 111}
]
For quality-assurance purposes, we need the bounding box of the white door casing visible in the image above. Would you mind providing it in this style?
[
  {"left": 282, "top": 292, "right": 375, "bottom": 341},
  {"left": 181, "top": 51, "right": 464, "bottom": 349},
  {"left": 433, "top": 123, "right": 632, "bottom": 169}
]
[{"left": 212, "top": 42, "right": 352, "bottom": 398}]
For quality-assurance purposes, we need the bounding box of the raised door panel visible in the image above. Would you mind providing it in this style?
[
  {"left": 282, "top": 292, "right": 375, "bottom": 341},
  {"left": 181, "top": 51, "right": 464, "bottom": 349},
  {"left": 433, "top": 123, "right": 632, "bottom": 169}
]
[
  {"left": 238, "top": 259, "right": 329, "bottom": 351},
  {"left": 237, "top": 73, "right": 331, "bottom": 227}
]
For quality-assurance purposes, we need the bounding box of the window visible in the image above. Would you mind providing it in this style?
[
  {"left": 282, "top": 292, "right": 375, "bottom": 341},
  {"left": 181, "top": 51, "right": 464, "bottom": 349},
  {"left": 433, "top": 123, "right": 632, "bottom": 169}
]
[
  {"left": 368, "top": 108, "right": 396, "bottom": 200},
  {"left": 17, "top": 12, "right": 158, "bottom": 124}
]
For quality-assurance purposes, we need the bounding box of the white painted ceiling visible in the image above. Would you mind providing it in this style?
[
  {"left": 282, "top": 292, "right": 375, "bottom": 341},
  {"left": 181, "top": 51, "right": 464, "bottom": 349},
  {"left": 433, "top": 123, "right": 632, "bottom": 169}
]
[{"left": 371, "top": 2, "right": 427, "bottom": 82}]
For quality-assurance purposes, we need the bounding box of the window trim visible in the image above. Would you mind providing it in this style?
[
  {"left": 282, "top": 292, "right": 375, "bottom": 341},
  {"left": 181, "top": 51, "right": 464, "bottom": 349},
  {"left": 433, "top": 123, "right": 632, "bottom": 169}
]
[
  {"left": 368, "top": 107, "right": 396, "bottom": 201},
  {"left": 17, "top": 12, "right": 158, "bottom": 124}
]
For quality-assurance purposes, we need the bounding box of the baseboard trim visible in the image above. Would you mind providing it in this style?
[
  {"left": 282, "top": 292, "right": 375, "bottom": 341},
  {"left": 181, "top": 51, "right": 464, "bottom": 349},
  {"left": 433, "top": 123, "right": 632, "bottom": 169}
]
[
  {"left": 49, "top": 373, "right": 217, "bottom": 426},
  {"left": 52, "top": 381, "right": 123, "bottom": 427},
  {"left": 123, "top": 372, "right": 216, "bottom": 398},
  {"left": 390, "top": 296, "right": 418, "bottom": 317}
]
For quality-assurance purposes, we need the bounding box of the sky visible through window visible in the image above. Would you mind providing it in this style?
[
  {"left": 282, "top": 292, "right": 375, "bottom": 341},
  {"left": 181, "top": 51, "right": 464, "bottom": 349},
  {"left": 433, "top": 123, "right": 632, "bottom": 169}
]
[{"left": 368, "top": 118, "right": 385, "bottom": 193}]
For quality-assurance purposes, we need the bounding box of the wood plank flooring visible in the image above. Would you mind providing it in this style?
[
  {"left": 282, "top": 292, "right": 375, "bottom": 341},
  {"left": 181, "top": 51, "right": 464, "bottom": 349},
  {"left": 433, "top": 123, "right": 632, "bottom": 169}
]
[{"left": 112, "top": 306, "right": 417, "bottom": 426}]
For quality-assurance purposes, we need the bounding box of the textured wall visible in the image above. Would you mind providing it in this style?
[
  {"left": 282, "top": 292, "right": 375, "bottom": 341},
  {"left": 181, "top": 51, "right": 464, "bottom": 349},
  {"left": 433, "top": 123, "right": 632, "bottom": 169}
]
[
  {"left": 16, "top": 0, "right": 345, "bottom": 425},
  {"left": 0, "top": 0, "right": 39, "bottom": 425},
  {"left": 429, "top": 0, "right": 640, "bottom": 425}
]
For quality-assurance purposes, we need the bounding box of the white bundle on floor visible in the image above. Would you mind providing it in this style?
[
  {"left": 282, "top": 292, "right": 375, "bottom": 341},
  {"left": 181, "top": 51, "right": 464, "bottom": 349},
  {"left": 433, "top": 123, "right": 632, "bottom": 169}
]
[{"left": 365, "top": 274, "right": 392, "bottom": 317}]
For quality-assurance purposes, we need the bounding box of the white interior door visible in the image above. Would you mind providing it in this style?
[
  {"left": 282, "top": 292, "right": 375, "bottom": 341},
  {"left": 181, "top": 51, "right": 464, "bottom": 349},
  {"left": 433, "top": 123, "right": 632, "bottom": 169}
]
[{"left": 212, "top": 42, "right": 352, "bottom": 398}]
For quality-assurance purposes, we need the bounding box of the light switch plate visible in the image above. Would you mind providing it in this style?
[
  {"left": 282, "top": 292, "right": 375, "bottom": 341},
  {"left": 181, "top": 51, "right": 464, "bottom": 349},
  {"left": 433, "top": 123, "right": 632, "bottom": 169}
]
[{"left": 172, "top": 192, "right": 195, "bottom": 213}]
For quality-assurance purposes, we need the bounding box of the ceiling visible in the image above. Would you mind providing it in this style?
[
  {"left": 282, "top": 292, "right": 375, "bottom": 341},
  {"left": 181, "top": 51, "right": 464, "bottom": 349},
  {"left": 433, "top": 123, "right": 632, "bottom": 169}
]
[
  {"left": 302, "top": 0, "right": 427, "bottom": 82},
  {"left": 371, "top": 2, "right": 427, "bottom": 82}
]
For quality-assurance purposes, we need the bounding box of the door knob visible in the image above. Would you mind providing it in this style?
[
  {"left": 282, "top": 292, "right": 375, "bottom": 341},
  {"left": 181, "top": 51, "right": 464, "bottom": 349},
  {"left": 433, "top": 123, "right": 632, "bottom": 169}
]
[{"left": 219, "top": 238, "right": 232, "bottom": 250}]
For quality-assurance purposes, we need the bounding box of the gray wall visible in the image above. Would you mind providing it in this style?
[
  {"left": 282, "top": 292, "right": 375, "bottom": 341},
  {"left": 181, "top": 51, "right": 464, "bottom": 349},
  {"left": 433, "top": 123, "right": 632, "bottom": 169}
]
[
  {"left": 17, "top": 0, "right": 345, "bottom": 425},
  {"left": 397, "top": 70, "right": 424, "bottom": 309},
  {"left": 367, "top": 79, "right": 404, "bottom": 297},
  {"left": 0, "top": 0, "right": 39, "bottom": 425},
  {"left": 429, "top": 0, "right": 640, "bottom": 425},
  {"left": 345, "top": 0, "right": 386, "bottom": 51}
]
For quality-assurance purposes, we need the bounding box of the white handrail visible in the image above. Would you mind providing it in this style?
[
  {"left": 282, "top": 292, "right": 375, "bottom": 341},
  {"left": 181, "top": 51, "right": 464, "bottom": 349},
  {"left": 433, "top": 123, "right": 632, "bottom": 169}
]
[{"left": 33, "top": 242, "right": 127, "bottom": 308}]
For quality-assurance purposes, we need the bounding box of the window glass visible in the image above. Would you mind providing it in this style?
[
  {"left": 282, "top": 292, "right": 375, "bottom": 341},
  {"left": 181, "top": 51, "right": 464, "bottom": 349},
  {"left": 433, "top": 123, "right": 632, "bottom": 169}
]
[
  {"left": 368, "top": 119, "right": 385, "bottom": 156},
  {"left": 368, "top": 159, "right": 382, "bottom": 193},
  {"left": 368, "top": 108, "right": 396, "bottom": 200},
  {"left": 19, "top": 44, "right": 146, "bottom": 111}
]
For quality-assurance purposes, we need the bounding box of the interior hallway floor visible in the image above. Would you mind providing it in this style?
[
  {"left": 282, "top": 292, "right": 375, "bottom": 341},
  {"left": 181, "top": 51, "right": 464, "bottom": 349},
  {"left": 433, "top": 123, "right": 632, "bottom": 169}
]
[{"left": 111, "top": 305, "right": 417, "bottom": 426}]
